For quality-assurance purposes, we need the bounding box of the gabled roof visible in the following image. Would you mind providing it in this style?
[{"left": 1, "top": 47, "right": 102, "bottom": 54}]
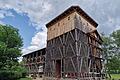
[
  {"left": 46, "top": 6, "right": 98, "bottom": 28},
  {"left": 22, "top": 48, "right": 46, "bottom": 57}
]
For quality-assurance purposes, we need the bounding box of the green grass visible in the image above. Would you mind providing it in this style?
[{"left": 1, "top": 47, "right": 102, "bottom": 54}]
[
  {"left": 111, "top": 74, "right": 120, "bottom": 79},
  {"left": 18, "top": 77, "right": 32, "bottom": 80}
]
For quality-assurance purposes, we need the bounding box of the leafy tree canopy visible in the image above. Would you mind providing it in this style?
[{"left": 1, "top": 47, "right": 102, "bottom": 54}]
[
  {"left": 0, "top": 24, "right": 23, "bottom": 69},
  {"left": 102, "top": 29, "right": 120, "bottom": 74},
  {"left": 0, "top": 24, "right": 26, "bottom": 80}
]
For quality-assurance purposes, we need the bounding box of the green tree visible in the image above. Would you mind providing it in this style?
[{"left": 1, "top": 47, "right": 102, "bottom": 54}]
[
  {"left": 0, "top": 24, "right": 26, "bottom": 80},
  {"left": 107, "top": 56, "right": 120, "bottom": 73},
  {"left": 110, "top": 29, "right": 120, "bottom": 57},
  {"left": 102, "top": 36, "right": 112, "bottom": 60},
  {"left": 102, "top": 29, "right": 120, "bottom": 75}
]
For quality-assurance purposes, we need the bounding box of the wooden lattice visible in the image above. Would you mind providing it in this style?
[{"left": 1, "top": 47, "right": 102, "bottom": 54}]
[{"left": 44, "top": 28, "right": 103, "bottom": 79}]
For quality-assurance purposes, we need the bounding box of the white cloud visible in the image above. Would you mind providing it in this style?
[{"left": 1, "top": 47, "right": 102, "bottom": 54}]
[
  {"left": 0, "top": 9, "right": 14, "bottom": 27},
  {"left": 0, "top": 0, "right": 52, "bottom": 54},
  {"left": 22, "top": 29, "right": 47, "bottom": 55},
  {"left": 0, "top": 9, "right": 14, "bottom": 19},
  {"left": 0, "top": 0, "right": 52, "bottom": 30},
  {"left": 0, "top": 0, "right": 51, "bottom": 55},
  {"left": 0, "top": 0, "right": 120, "bottom": 55},
  {"left": 46, "top": 0, "right": 120, "bottom": 34},
  {"left": 0, "top": 13, "right": 4, "bottom": 19},
  {"left": 31, "top": 30, "right": 47, "bottom": 47}
]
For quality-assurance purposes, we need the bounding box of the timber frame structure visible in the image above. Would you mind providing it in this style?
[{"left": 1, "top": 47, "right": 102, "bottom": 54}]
[
  {"left": 23, "top": 48, "right": 46, "bottom": 79},
  {"left": 23, "top": 6, "right": 105, "bottom": 80},
  {"left": 44, "top": 6, "right": 105, "bottom": 80}
]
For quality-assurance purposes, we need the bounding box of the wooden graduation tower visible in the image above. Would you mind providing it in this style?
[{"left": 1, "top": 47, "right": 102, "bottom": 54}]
[{"left": 44, "top": 6, "right": 104, "bottom": 80}]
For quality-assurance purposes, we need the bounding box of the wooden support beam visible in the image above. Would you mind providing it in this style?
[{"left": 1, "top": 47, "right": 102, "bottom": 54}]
[{"left": 70, "top": 58, "right": 77, "bottom": 72}]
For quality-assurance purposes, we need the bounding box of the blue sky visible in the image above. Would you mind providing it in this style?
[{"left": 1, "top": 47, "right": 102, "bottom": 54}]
[
  {"left": 1, "top": 9, "right": 36, "bottom": 48},
  {"left": 0, "top": 0, "right": 120, "bottom": 55}
]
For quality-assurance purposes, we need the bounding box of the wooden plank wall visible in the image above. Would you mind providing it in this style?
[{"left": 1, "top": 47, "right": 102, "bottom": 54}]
[
  {"left": 47, "top": 12, "right": 75, "bottom": 40},
  {"left": 75, "top": 12, "right": 96, "bottom": 33},
  {"left": 47, "top": 12, "right": 96, "bottom": 40}
]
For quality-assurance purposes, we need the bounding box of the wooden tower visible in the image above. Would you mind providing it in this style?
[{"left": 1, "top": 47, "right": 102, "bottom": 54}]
[{"left": 44, "top": 6, "right": 104, "bottom": 80}]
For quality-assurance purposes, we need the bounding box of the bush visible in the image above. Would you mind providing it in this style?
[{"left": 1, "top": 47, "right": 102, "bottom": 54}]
[
  {"left": 0, "top": 66, "right": 27, "bottom": 80},
  {"left": 0, "top": 70, "right": 17, "bottom": 80}
]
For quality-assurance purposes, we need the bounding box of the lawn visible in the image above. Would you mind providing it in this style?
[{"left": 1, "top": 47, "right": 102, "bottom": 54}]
[
  {"left": 18, "top": 77, "right": 32, "bottom": 80},
  {"left": 111, "top": 74, "right": 120, "bottom": 79}
]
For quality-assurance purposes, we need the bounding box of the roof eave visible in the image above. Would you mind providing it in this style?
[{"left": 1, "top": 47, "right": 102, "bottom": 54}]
[{"left": 46, "top": 6, "right": 98, "bottom": 28}]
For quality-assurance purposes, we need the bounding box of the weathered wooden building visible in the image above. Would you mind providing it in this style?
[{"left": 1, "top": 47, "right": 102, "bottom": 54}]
[
  {"left": 44, "top": 6, "right": 104, "bottom": 80},
  {"left": 23, "top": 6, "right": 105, "bottom": 80},
  {"left": 23, "top": 48, "right": 45, "bottom": 79}
]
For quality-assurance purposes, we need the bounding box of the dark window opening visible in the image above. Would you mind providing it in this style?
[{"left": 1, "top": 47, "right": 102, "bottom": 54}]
[
  {"left": 68, "top": 16, "right": 70, "bottom": 20},
  {"left": 58, "top": 23, "right": 60, "bottom": 26}
]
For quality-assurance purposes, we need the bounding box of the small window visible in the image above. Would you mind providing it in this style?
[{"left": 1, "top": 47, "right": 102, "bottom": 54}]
[
  {"left": 84, "top": 23, "right": 86, "bottom": 26},
  {"left": 58, "top": 23, "right": 60, "bottom": 26},
  {"left": 87, "top": 23, "right": 88, "bottom": 26},
  {"left": 82, "top": 22, "right": 85, "bottom": 26},
  {"left": 68, "top": 16, "right": 70, "bottom": 20},
  {"left": 79, "top": 17, "right": 81, "bottom": 20},
  {"left": 90, "top": 28, "right": 92, "bottom": 31}
]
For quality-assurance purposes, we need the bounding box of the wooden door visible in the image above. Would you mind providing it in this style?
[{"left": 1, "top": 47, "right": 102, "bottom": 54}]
[{"left": 55, "top": 60, "right": 61, "bottom": 79}]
